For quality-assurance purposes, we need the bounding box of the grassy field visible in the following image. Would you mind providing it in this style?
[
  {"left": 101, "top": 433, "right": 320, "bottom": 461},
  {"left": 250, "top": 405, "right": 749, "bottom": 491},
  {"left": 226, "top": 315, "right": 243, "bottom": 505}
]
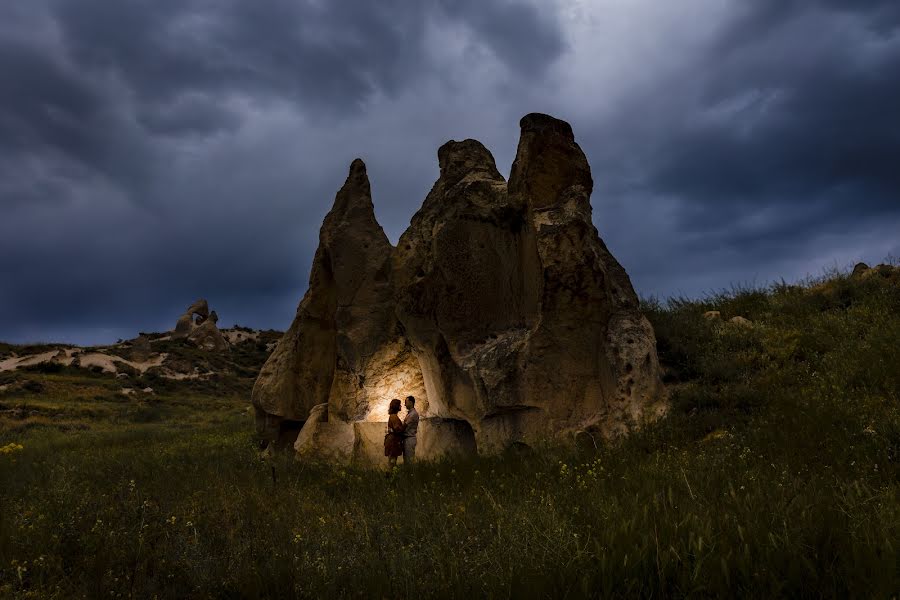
[{"left": 1, "top": 266, "right": 899, "bottom": 598}]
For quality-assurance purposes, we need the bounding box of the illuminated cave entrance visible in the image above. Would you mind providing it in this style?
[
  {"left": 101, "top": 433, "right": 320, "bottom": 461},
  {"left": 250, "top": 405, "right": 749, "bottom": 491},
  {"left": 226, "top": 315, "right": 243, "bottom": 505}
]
[
  {"left": 358, "top": 404, "right": 479, "bottom": 462},
  {"left": 259, "top": 343, "right": 479, "bottom": 462},
  {"left": 354, "top": 356, "right": 478, "bottom": 462}
]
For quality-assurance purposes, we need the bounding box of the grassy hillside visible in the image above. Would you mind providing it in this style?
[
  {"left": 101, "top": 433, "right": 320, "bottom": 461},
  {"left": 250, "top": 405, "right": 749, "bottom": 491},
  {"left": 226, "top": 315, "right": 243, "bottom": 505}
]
[
  {"left": 1, "top": 266, "right": 898, "bottom": 598},
  {"left": 0, "top": 330, "right": 281, "bottom": 434}
]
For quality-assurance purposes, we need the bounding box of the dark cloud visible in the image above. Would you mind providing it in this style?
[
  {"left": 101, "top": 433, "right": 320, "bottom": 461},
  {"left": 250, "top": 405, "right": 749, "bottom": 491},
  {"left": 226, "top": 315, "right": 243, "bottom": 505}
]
[
  {"left": 52, "top": 0, "right": 421, "bottom": 112},
  {"left": 0, "top": 0, "right": 896, "bottom": 344},
  {"left": 49, "top": 0, "right": 563, "bottom": 116},
  {"left": 437, "top": 0, "right": 566, "bottom": 74},
  {"left": 0, "top": 38, "right": 134, "bottom": 189},
  {"left": 586, "top": 0, "right": 900, "bottom": 298},
  {"left": 0, "top": 0, "right": 566, "bottom": 344}
]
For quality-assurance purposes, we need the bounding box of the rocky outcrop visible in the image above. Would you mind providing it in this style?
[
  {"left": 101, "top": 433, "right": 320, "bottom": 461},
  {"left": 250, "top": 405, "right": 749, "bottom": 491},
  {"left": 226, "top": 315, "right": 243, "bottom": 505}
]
[
  {"left": 252, "top": 113, "right": 666, "bottom": 462},
  {"left": 852, "top": 262, "right": 870, "bottom": 278},
  {"left": 187, "top": 311, "right": 229, "bottom": 352},
  {"left": 853, "top": 263, "right": 899, "bottom": 281},
  {"left": 173, "top": 299, "right": 210, "bottom": 339},
  {"left": 728, "top": 316, "right": 753, "bottom": 328},
  {"left": 172, "top": 299, "right": 229, "bottom": 352}
]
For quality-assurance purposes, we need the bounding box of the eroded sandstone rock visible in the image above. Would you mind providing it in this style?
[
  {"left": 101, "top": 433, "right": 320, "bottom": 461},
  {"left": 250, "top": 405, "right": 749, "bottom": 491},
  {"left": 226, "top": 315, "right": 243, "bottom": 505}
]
[
  {"left": 252, "top": 114, "right": 666, "bottom": 462},
  {"left": 253, "top": 160, "right": 424, "bottom": 444},
  {"left": 188, "top": 319, "right": 229, "bottom": 352},
  {"left": 173, "top": 299, "right": 210, "bottom": 339},
  {"left": 852, "top": 262, "right": 870, "bottom": 278},
  {"left": 171, "top": 299, "right": 229, "bottom": 352},
  {"left": 728, "top": 316, "right": 753, "bottom": 328}
]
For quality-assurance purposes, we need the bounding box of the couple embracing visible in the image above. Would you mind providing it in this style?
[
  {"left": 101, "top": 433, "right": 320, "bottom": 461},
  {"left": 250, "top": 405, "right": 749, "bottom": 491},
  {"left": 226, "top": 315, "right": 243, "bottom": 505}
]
[{"left": 384, "top": 395, "right": 419, "bottom": 467}]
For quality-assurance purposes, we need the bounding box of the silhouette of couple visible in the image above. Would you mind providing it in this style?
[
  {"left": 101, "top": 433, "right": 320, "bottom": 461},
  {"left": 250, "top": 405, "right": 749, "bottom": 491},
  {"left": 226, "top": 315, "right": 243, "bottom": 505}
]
[{"left": 384, "top": 395, "right": 419, "bottom": 467}]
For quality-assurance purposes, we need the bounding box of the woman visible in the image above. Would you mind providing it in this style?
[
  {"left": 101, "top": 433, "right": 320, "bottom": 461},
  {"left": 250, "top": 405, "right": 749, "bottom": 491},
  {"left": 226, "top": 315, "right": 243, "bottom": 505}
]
[{"left": 384, "top": 398, "right": 406, "bottom": 467}]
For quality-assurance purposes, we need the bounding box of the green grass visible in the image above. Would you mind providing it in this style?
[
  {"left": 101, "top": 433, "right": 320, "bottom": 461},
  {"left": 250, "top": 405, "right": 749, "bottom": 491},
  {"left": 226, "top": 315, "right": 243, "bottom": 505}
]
[{"left": 1, "top": 266, "right": 899, "bottom": 598}]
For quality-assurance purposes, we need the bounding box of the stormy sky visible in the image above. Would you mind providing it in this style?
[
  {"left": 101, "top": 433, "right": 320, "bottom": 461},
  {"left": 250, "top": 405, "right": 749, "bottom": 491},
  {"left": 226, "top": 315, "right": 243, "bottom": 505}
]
[{"left": 1, "top": 0, "right": 898, "bottom": 345}]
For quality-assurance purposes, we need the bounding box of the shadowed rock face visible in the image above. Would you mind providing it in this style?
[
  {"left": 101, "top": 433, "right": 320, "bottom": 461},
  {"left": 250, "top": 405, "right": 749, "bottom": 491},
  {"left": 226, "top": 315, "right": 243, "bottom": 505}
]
[{"left": 252, "top": 114, "right": 666, "bottom": 462}]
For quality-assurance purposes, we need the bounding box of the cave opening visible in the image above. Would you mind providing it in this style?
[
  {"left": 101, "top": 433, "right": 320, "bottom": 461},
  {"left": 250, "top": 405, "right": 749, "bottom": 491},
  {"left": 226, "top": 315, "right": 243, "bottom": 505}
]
[{"left": 274, "top": 419, "right": 304, "bottom": 450}]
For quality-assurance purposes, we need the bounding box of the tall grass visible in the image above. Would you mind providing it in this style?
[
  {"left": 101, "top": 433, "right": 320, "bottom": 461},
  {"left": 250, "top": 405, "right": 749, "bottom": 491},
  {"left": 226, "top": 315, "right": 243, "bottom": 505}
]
[{"left": 1, "top": 266, "right": 898, "bottom": 598}]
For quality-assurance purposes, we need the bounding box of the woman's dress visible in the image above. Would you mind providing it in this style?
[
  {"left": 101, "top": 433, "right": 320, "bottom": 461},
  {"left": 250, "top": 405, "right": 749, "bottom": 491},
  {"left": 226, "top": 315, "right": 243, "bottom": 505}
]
[{"left": 384, "top": 414, "right": 405, "bottom": 457}]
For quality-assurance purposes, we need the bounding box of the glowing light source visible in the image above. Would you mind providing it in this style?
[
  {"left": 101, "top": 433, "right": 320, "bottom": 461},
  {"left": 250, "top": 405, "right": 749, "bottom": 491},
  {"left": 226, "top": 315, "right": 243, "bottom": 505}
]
[{"left": 361, "top": 359, "right": 426, "bottom": 422}]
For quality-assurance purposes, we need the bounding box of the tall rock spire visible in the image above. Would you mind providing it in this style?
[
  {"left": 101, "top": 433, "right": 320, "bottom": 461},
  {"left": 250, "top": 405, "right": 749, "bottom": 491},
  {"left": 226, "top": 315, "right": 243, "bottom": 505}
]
[{"left": 252, "top": 159, "right": 398, "bottom": 442}]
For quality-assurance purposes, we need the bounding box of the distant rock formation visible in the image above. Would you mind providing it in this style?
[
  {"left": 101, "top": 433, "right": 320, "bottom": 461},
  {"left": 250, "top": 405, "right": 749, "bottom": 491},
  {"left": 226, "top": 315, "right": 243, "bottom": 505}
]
[
  {"left": 852, "top": 262, "right": 870, "bottom": 277},
  {"left": 172, "top": 299, "right": 228, "bottom": 351},
  {"left": 728, "top": 316, "right": 753, "bottom": 328},
  {"left": 252, "top": 113, "right": 667, "bottom": 462},
  {"left": 852, "top": 262, "right": 899, "bottom": 281},
  {"left": 188, "top": 310, "right": 229, "bottom": 352},
  {"left": 173, "top": 299, "right": 210, "bottom": 339}
]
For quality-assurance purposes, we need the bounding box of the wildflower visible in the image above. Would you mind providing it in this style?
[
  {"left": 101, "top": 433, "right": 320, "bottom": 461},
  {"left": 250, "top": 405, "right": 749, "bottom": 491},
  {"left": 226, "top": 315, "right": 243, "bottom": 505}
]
[{"left": 0, "top": 443, "right": 24, "bottom": 455}]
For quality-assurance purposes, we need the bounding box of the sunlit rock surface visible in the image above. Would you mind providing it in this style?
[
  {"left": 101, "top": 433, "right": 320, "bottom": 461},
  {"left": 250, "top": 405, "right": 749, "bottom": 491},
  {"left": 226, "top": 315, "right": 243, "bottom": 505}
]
[{"left": 252, "top": 113, "right": 666, "bottom": 462}]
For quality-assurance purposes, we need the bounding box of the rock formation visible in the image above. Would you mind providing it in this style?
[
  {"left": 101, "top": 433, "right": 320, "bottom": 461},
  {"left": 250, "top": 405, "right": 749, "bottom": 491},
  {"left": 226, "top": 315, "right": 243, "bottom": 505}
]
[
  {"left": 852, "top": 262, "right": 899, "bottom": 281},
  {"left": 852, "top": 262, "right": 870, "bottom": 278},
  {"left": 252, "top": 113, "right": 666, "bottom": 462},
  {"left": 171, "top": 299, "right": 228, "bottom": 351},
  {"left": 187, "top": 310, "right": 229, "bottom": 352},
  {"left": 252, "top": 160, "right": 425, "bottom": 448},
  {"left": 728, "top": 316, "right": 753, "bottom": 328},
  {"left": 173, "top": 299, "right": 210, "bottom": 339}
]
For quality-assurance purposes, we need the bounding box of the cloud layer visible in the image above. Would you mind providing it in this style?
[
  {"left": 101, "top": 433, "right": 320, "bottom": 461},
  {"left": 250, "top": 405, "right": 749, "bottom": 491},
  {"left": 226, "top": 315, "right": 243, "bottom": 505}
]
[{"left": 1, "top": 0, "right": 898, "bottom": 343}]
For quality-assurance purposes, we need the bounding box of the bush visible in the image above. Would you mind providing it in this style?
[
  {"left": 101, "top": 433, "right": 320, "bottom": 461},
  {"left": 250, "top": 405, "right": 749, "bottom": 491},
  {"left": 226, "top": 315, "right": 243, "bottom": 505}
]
[
  {"left": 21, "top": 380, "right": 45, "bottom": 393},
  {"left": 23, "top": 362, "right": 63, "bottom": 374}
]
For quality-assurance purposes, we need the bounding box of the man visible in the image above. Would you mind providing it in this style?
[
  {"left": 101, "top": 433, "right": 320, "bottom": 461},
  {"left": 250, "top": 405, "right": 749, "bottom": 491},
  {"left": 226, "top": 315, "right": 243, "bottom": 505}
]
[{"left": 402, "top": 395, "right": 419, "bottom": 464}]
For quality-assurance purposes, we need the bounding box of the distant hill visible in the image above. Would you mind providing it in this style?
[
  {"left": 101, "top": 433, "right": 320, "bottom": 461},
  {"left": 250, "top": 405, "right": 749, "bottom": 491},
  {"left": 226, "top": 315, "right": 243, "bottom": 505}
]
[
  {"left": 0, "top": 327, "right": 281, "bottom": 379},
  {"left": 0, "top": 303, "right": 282, "bottom": 433}
]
